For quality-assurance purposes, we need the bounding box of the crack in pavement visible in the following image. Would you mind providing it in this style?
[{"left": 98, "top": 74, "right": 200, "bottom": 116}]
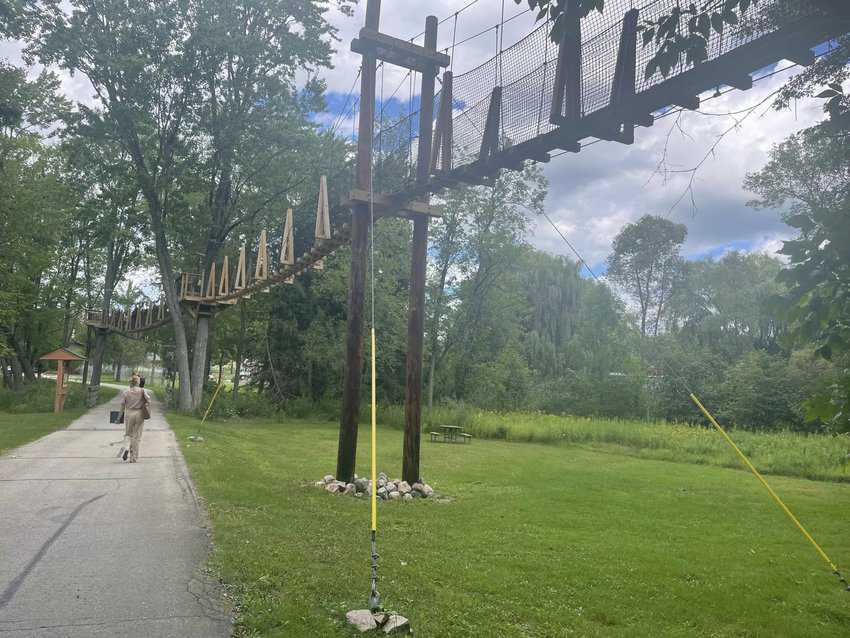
[{"left": 0, "top": 494, "right": 107, "bottom": 610}]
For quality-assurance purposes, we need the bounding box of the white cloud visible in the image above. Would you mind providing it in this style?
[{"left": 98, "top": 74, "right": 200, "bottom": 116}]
[{"left": 533, "top": 65, "right": 824, "bottom": 266}]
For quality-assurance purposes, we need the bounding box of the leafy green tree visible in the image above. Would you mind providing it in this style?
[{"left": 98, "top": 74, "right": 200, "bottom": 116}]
[
  {"left": 668, "top": 251, "right": 786, "bottom": 358},
  {"left": 746, "top": 120, "right": 850, "bottom": 431},
  {"left": 0, "top": 63, "right": 74, "bottom": 386},
  {"left": 27, "top": 0, "right": 340, "bottom": 409},
  {"left": 607, "top": 215, "right": 687, "bottom": 337}
]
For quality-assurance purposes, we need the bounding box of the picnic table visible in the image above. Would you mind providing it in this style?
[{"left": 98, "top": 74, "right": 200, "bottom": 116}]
[{"left": 429, "top": 425, "right": 472, "bottom": 444}]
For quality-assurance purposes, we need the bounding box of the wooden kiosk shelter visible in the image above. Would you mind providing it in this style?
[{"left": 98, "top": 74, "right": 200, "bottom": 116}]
[{"left": 39, "top": 347, "right": 86, "bottom": 413}]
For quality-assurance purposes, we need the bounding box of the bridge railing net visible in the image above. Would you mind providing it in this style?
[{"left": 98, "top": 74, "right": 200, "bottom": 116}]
[{"left": 372, "top": 0, "right": 816, "bottom": 187}]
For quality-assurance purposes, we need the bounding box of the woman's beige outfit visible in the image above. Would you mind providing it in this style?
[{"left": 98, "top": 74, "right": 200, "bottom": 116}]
[{"left": 120, "top": 387, "right": 151, "bottom": 462}]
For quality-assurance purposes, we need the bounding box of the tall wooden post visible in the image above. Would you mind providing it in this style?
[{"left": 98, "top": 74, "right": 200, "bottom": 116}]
[
  {"left": 402, "top": 16, "right": 438, "bottom": 485},
  {"left": 337, "top": 0, "right": 381, "bottom": 483}
]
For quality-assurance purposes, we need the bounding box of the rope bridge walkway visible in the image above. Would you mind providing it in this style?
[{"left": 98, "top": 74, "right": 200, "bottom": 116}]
[
  {"left": 373, "top": 0, "right": 844, "bottom": 195},
  {"left": 86, "top": 0, "right": 847, "bottom": 335}
]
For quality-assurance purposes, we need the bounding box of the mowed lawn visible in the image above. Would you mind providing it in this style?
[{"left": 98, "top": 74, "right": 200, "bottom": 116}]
[{"left": 170, "top": 414, "right": 850, "bottom": 638}]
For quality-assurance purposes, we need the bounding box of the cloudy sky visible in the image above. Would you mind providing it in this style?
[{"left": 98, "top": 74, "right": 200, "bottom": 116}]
[{"left": 2, "top": 0, "right": 827, "bottom": 274}]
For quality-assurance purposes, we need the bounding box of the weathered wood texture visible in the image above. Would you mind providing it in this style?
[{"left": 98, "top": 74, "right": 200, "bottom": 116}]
[{"left": 403, "top": 15, "right": 439, "bottom": 486}]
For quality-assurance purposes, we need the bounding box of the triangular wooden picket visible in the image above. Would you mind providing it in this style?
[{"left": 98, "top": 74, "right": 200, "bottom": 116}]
[
  {"left": 280, "top": 208, "right": 295, "bottom": 283},
  {"left": 205, "top": 261, "right": 217, "bottom": 299},
  {"left": 235, "top": 246, "right": 248, "bottom": 291},
  {"left": 254, "top": 229, "right": 269, "bottom": 281},
  {"left": 314, "top": 176, "right": 331, "bottom": 270},
  {"left": 219, "top": 255, "right": 230, "bottom": 297},
  {"left": 315, "top": 176, "right": 331, "bottom": 241}
]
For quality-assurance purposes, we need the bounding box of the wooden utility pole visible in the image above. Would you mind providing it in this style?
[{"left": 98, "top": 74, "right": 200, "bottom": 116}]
[
  {"left": 337, "top": 0, "right": 381, "bottom": 483},
  {"left": 402, "top": 16, "right": 439, "bottom": 485}
]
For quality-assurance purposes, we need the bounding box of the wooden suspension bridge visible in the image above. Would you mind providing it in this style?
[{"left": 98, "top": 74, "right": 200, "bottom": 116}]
[{"left": 86, "top": 0, "right": 850, "bottom": 484}]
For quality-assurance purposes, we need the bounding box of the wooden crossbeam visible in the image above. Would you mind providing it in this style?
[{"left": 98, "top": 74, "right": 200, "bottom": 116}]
[
  {"left": 550, "top": 0, "right": 582, "bottom": 125},
  {"left": 351, "top": 28, "right": 450, "bottom": 73},
  {"left": 785, "top": 45, "right": 816, "bottom": 66},
  {"left": 674, "top": 95, "right": 700, "bottom": 110},
  {"left": 347, "top": 189, "right": 439, "bottom": 219},
  {"left": 727, "top": 74, "right": 753, "bottom": 91}
]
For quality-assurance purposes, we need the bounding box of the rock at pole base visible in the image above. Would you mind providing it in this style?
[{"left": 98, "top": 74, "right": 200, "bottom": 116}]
[
  {"left": 345, "top": 609, "right": 411, "bottom": 634},
  {"left": 346, "top": 610, "right": 377, "bottom": 632}
]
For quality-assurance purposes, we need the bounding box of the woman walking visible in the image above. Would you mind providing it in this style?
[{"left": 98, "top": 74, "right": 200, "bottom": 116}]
[{"left": 118, "top": 375, "right": 151, "bottom": 463}]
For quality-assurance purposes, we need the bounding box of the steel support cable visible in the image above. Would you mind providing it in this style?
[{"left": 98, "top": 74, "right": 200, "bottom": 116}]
[{"left": 408, "top": 0, "right": 482, "bottom": 42}]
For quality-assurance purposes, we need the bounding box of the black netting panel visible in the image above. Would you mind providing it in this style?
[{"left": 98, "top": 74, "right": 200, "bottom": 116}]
[{"left": 372, "top": 0, "right": 816, "bottom": 186}]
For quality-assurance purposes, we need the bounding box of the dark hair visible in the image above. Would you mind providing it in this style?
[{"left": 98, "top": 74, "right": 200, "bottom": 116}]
[{"left": 139, "top": 376, "right": 146, "bottom": 388}]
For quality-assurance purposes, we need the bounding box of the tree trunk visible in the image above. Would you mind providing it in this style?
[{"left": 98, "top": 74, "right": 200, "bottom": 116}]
[
  {"left": 9, "top": 356, "right": 22, "bottom": 388},
  {"left": 1, "top": 358, "right": 12, "bottom": 389},
  {"left": 191, "top": 316, "right": 210, "bottom": 408},
  {"left": 62, "top": 248, "right": 82, "bottom": 346},
  {"left": 14, "top": 343, "right": 35, "bottom": 383},
  {"left": 232, "top": 303, "right": 246, "bottom": 399}
]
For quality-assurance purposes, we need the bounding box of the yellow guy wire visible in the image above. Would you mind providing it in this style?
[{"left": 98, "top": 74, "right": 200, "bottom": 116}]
[
  {"left": 201, "top": 382, "right": 224, "bottom": 424},
  {"left": 371, "top": 328, "right": 378, "bottom": 532},
  {"left": 689, "top": 392, "right": 848, "bottom": 589}
]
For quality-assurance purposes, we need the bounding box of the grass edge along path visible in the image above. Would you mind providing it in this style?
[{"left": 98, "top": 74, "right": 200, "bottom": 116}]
[
  {"left": 171, "top": 413, "right": 850, "bottom": 638},
  {"left": 0, "top": 382, "right": 119, "bottom": 455}
]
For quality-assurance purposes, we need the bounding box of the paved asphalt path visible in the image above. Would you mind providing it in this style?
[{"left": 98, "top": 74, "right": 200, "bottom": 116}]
[{"left": 0, "top": 395, "right": 231, "bottom": 637}]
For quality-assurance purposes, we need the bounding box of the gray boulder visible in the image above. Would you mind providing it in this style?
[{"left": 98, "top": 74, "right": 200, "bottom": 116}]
[
  {"left": 382, "top": 614, "right": 411, "bottom": 634},
  {"left": 345, "top": 609, "right": 377, "bottom": 632}
]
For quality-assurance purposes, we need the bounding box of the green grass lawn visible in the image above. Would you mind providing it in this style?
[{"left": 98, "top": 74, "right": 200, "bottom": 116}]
[
  {"left": 0, "top": 382, "right": 118, "bottom": 455},
  {"left": 170, "top": 413, "right": 850, "bottom": 637}
]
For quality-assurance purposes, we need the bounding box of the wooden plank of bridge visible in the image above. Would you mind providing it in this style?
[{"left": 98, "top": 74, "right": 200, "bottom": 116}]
[
  {"left": 314, "top": 176, "right": 331, "bottom": 271},
  {"left": 338, "top": 0, "right": 381, "bottom": 484},
  {"left": 608, "top": 8, "right": 640, "bottom": 145},
  {"left": 205, "top": 261, "right": 217, "bottom": 300},
  {"left": 219, "top": 255, "right": 230, "bottom": 296},
  {"left": 479, "top": 86, "right": 502, "bottom": 165},
  {"left": 550, "top": 0, "right": 582, "bottom": 126},
  {"left": 403, "top": 14, "right": 439, "bottom": 486},
  {"left": 235, "top": 246, "right": 248, "bottom": 292},
  {"left": 430, "top": 70, "right": 453, "bottom": 174},
  {"left": 254, "top": 230, "right": 269, "bottom": 281}
]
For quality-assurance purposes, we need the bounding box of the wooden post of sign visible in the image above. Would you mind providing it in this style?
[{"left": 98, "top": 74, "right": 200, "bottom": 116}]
[
  {"left": 402, "top": 15, "right": 439, "bottom": 486},
  {"left": 337, "top": 0, "right": 381, "bottom": 484}
]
